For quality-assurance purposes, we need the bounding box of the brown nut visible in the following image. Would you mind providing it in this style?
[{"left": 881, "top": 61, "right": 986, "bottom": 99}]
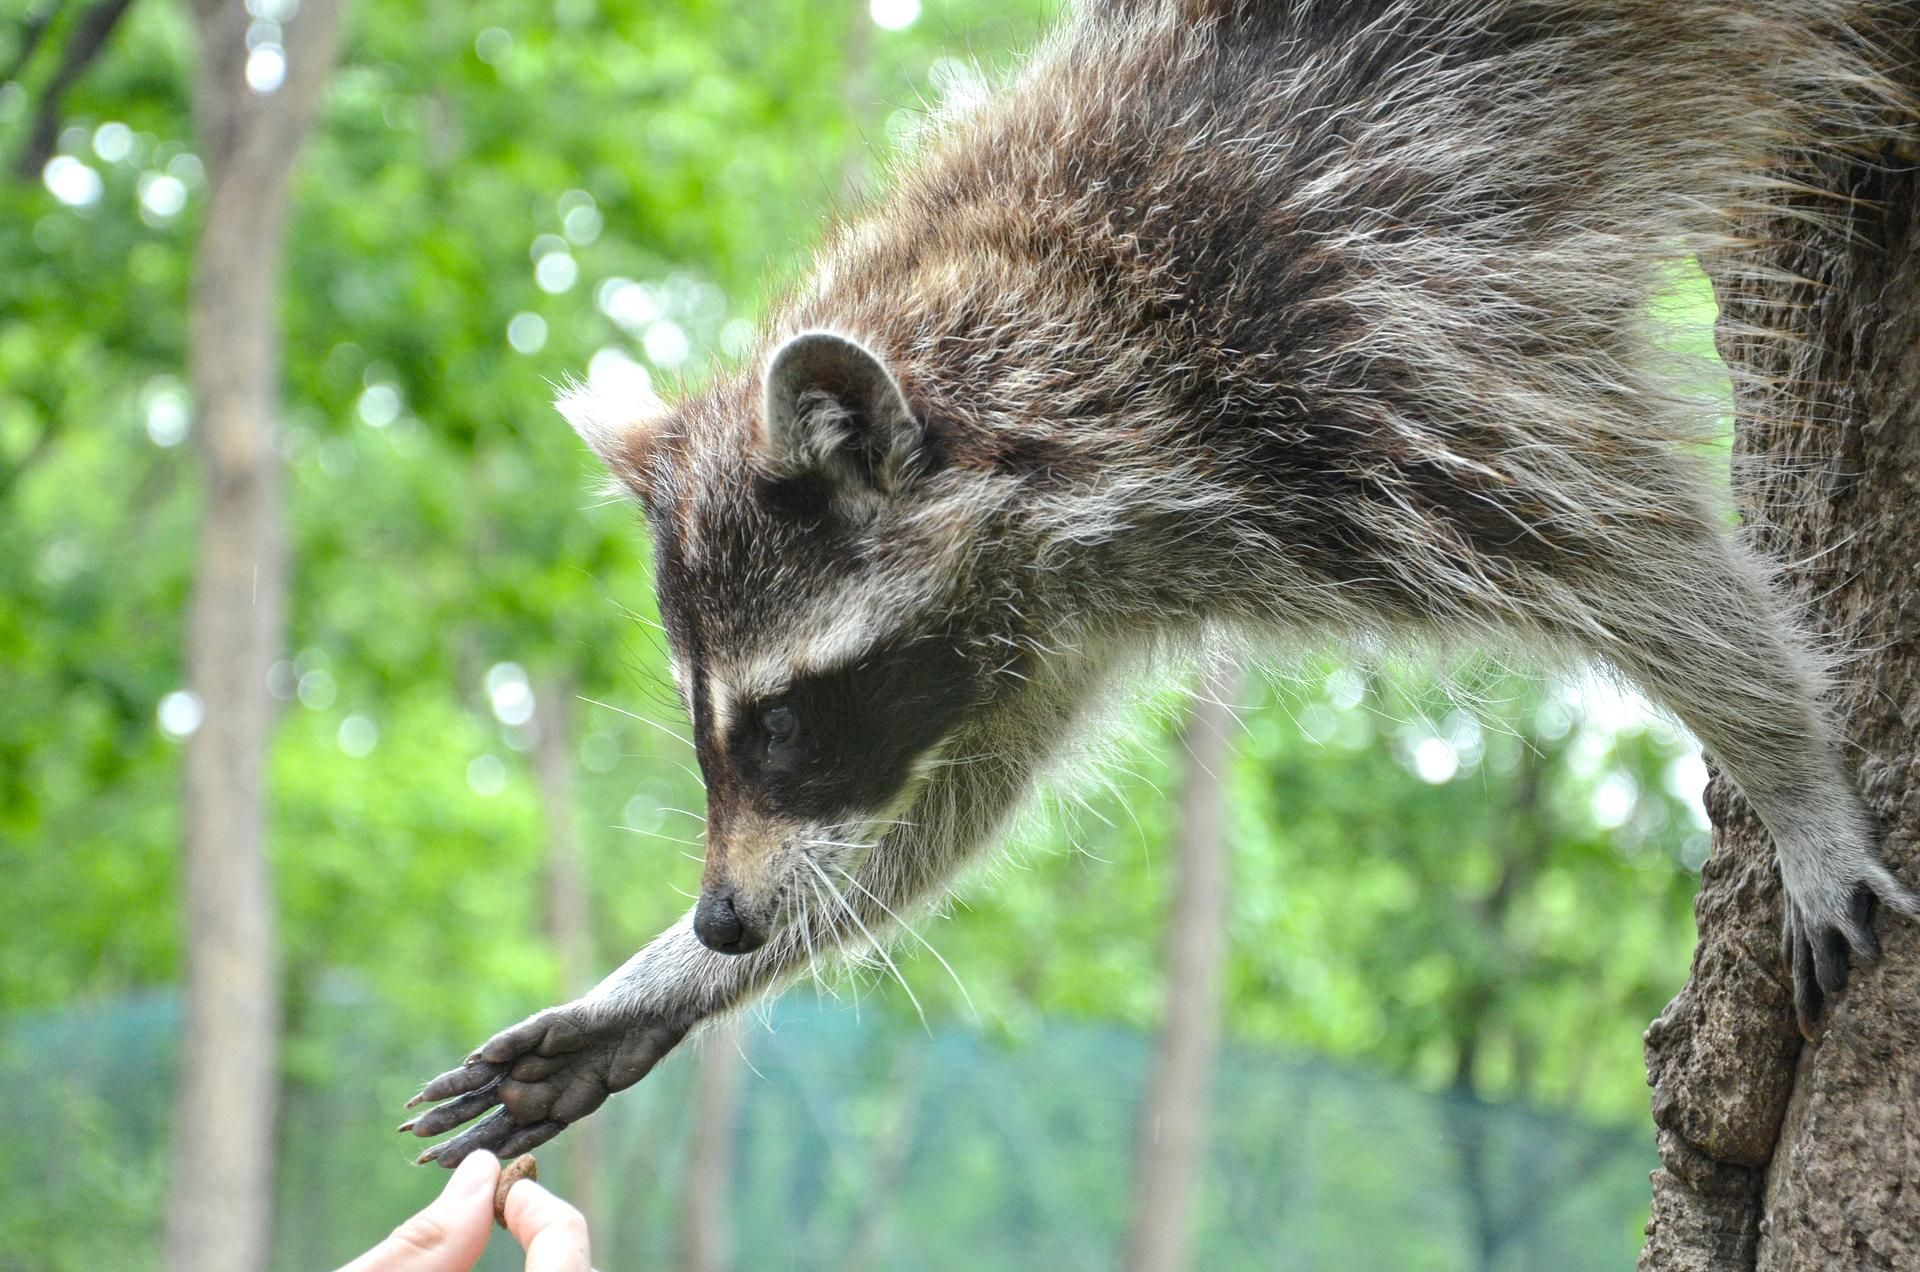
[{"left": 493, "top": 1154, "right": 539, "bottom": 1228}]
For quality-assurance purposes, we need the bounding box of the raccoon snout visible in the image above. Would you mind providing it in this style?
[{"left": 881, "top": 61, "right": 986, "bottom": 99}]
[{"left": 693, "top": 887, "right": 767, "bottom": 955}]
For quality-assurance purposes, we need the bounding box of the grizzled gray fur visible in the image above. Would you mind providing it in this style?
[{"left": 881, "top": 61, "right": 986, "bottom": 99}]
[{"left": 404, "top": 0, "right": 1920, "bottom": 1165}]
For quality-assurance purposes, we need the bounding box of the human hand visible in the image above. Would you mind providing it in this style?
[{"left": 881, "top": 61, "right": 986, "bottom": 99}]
[{"left": 335, "top": 1151, "right": 593, "bottom": 1272}]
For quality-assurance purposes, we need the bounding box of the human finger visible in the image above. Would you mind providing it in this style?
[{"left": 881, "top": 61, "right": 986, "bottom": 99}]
[
  {"left": 504, "top": 1178, "right": 592, "bottom": 1272},
  {"left": 336, "top": 1150, "right": 500, "bottom": 1272}
]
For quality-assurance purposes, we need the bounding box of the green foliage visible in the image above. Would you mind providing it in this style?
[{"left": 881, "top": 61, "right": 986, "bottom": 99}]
[{"left": 913, "top": 663, "right": 1701, "bottom": 1123}]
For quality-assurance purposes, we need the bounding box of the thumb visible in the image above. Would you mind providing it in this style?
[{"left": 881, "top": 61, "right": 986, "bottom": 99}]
[{"left": 337, "top": 1151, "right": 500, "bottom": 1272}]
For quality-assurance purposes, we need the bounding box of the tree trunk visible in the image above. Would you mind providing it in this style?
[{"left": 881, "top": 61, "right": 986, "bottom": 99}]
[
  {"left": 9, "top": 0, "right": 138, "bottom": 182},
  {"left": 531, "top": 678, "right": 607, "bottom": 1232},
  {"left": 164, "top": 4, "right": 344, "bottom": 1271},
  {"left": 1443, "top": 739, "right": 1551, "bottom": 1271},
  {"left": 1639, "top": 42, "right": 1920, "bottom": 1272},
  {"left": 1122, "top": 666, "right": 1240, "bottom": 1272},
  {"left": 681, "top": 1017, "right": 747, "bottom": 1272},
  {"left": 838, "top": 0, "right": 876, "bottom": 203},
  {"left": 844, "top": 1046, "right": 928, "bottom": 1272}
]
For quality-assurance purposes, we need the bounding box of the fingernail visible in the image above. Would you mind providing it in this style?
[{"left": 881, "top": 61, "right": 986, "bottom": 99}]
[{"left": 445, "top": 1150, "right": 497, "bottom": 1198}]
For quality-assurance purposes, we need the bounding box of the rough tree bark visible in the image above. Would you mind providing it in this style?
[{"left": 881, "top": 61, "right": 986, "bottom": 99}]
[
  {"left": 164, "top": 3, "right": 344, "bottom": 1270},
  {"left": 1122, "top": 666, "right": 1240, "bottom": 1272},
  {"left": 1639, "top": 34, "right": 1920, "bottom": 1272}
]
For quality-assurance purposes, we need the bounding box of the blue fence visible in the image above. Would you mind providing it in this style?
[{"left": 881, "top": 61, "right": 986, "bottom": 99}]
[{"left": 2, "top": 992, "right": 1651, "bottom": 1270}]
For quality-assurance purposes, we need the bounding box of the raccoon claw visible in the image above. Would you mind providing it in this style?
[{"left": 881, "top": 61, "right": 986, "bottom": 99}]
[
  {"left": 1782, "top": 869, "right": 1918, "bottom": 1040},
  {"left": 403, "top": 1005, "right": 688, "bottom": 1166}
]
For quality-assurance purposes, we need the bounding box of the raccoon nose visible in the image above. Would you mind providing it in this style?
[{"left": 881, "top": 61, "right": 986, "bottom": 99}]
[
  {"left": 693, "top": 888, "right": 764, "bottom": 954},
  {"left": 694, "top": 889, "right": 742, "bottom": 948}
]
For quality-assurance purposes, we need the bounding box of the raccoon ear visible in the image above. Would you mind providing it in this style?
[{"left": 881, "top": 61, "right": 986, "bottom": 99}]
[
  {"left": 759, "top": 331, "right": 920, "bottom": 493},
  {"left": 554, "top": 377, "right": 667, "bottom": 473}
]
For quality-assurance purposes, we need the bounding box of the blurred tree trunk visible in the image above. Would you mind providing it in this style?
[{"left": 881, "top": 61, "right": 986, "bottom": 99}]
[
  {"left": 532, "top": 679, "right": 606, "bottom": 1230},
  {"left": 844, "top": 1046, "right": 928, "bottom": 1272},
  {"left": 682, "top": 1017, "right": 747, "bottom": 1272},
  {"left": 1639, "top": 43, "right": 1920, "bottom": 1271},
  {"left": 1122, "top": 666, "right": 1240, "bottom": 1272},
  {"left": 838, "top": 0, "right": 877, "bottom": 204},
  {"left": 8, "top": 0, "right": 138, "bottom": 181},
  {"left": 1444, "top": 741, "right": 1548, "bottom": 1271},
  {"left": 165, "top": 4, "right": 344, "bottom": 1272}
]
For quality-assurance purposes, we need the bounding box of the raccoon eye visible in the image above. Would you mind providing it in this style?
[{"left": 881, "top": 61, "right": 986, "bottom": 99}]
[{"left": 759, "top": 704, "right": 799, "bottom": 752}]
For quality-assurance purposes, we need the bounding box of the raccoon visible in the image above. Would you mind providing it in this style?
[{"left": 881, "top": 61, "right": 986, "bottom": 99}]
[{"left": 403, "top": 0, "right": 1920, "bottom": 1165}]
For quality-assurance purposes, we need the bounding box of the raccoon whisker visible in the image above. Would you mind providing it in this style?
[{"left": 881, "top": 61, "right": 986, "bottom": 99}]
[
  {"left": 791, "top": 876, "right": 821, "bottom": 996},
  {"left": 799, "top": 880, "right": 842, "bottom": 1004},
  {"left": 831, "top": 863, "right": 978, "bottom": 1022},
  {"left": 729, "top": 1028, "right": 769, "bottom": 1085},
  {"left": 635, "top": 750, "right": 708, "bottom": 788},
  {"left": 629, "top": 681, "right": 686, "bottom": 718},
  {"left": 611, "top": 642, "right": 684, "bottom": 717},
  {"left": 609, "top": 824, "right": 705, "bottom": 849},
  {"left": 657, "top": 806, "right": 709, "bottom": 825},
  {"left": 802, "top": 854, "right": 925, "bottom": 1029},
  {"left": 803, "top": 835, "right": 883, "bottom": 881},
  {"left": 576, "top": 695, "right": 696, "bottom": 753},
  {"left": 922, "top": 751, "right": 997, "bottom": 769},
  {"left": 611, "top": 601, "right": 667, "bottom": 635},
  {"left": 825, "top": 816, "right": 917, "bottom": 834}
]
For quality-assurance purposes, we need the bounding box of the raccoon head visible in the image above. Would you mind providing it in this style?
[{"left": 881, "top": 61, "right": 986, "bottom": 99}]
[{"left": 560, "top": 329, "right": 1020, "bottom": 954}]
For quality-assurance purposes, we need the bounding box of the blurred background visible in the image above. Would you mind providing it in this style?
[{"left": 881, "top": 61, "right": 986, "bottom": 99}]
[{"left": 0, "top": 0, "right": 1725, "bottom": 1268}]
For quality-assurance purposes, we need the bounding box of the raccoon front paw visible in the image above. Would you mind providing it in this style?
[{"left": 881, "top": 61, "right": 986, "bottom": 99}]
[
  {"left": 1781, "top": 859, "right": 1920, "bottom": 1039},
  {"left": 400, "top": 1004, "right": 688, "bottom": 1167}
]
